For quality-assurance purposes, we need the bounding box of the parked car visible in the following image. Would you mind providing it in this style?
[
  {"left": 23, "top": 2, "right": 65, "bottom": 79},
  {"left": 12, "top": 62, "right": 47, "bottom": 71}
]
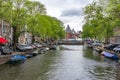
[
  {"left": 16, "top": 44, "right": 33, "bottom": 51},
  {"left": 41, "top": 43, "right": 48, "bottom": 47},
  {"left": 29, "top": 44, "right": 37, "bottom": 49},
  {"left": 16, "top": 45, "right": 27, "bottom": 52},
  {"left": 23, "top": 44, "right": 33, "bottom": 50},
  {"left": 33, "top": 43, "right": 42, "bottom": 48},
  {"left": 92, "top": 41, "right": 102, "bottom": 47},
  {"left": 104, "top": 44, "right": 120, "bottom": 51},
  {"left": 0, "top": 46, "right": 13, "bottom": 55},
  {"left": 113, "top": 45, "right": 120, "bottom": 53}
]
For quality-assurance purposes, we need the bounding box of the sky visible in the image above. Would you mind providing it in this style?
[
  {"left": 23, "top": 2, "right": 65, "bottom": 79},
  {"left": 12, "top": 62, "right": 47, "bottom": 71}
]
[{"left": 37, "top": 0, "right": 94, "bottom": 31}]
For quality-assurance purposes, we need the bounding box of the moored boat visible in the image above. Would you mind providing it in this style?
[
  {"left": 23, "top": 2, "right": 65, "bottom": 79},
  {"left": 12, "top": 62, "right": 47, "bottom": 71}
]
[
  {"left": 101, "top": 51, "right": 119, "bottom": 60},
  {"left": 9, "top": 54, "right": 26, "bottom": 63}
]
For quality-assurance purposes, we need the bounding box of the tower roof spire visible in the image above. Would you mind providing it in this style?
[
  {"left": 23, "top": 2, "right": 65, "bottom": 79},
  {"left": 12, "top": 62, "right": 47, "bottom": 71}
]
[{"left": 66, "top": 25, "right": 72, "bottom": 33}]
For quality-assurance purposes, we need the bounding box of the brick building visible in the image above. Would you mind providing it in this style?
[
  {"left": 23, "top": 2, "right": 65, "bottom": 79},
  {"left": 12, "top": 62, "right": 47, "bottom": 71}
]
[{"left": 65, "top": 25, "right": 81, "bottom": 39}]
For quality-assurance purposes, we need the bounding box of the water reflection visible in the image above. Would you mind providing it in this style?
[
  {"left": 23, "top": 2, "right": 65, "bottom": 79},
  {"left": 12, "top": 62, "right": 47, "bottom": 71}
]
[
  {"left": 0, "top": 51, "right": 62, "bottom": 80},
  {"left": 0, "top": 45, "right": 119, "bottom": 80},
  {"left": 83, "top": 47, "right": 120, "bottom": 80},
  {"left": 83, "top": 48, "right": 102, "bottom": 61},
  {"left": 90, "top": 66, "right": 115, "bottom": 80}
]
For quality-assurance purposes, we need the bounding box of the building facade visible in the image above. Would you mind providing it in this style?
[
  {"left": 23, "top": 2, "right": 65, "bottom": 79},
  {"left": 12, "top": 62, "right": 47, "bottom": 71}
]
[
  {"left": 0, "top": 20, "right": 13, "bottom": 44},
  {"left": 18, "top": 26, "right": 32, "bottom": 44},
  {"left": 65, "top": 25, "right": 81, "bottom": 39},
  {"left": 18, "top": 32, "right": 32, "bottom": 44},
  {"left": 110, "top": 27, "right": 120, "bottom": 44}
]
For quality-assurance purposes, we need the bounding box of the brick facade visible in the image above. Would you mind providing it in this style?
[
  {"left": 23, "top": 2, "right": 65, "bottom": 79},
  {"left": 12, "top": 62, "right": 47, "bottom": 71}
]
[{"left": 65, "top": 25, "right": 80, "bottom": 39}]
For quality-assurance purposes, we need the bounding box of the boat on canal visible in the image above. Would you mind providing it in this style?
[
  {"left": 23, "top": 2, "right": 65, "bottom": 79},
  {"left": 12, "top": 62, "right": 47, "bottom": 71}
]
[
  {"left": 101, "top": 51, "right": 119, "bottom": 60},
  {"left": 9, "top": 54, "right": 26, "bottom": 63}
]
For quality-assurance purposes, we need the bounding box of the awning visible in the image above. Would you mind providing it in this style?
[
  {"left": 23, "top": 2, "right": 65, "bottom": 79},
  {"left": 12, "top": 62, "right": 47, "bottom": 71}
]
[{"left": 0, "top": 37, "right": 8, "bottom": 44}]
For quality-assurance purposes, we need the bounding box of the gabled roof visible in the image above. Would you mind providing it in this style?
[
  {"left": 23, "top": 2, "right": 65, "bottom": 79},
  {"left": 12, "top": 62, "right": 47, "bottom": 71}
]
[
  {"left": 66, "top": 25, "right": 72, "bottom": 33},
  {"left": 72, "top": 29, "right": 77, "bottom": 34}
]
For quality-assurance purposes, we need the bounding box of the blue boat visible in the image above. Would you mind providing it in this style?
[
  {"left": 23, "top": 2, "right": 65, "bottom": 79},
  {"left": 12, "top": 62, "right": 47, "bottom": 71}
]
[
  {"left": 9, "top": 54, "right": 26, "bottom": 63},
  {"left": 101, "top": 51, "right": 119, "bottom": 60}
]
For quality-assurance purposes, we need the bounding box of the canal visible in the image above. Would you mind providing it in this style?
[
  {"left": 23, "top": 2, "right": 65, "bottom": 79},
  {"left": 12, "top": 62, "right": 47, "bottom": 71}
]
[{"left": 0, "top": 45, "right": 120, "bottom": 80}]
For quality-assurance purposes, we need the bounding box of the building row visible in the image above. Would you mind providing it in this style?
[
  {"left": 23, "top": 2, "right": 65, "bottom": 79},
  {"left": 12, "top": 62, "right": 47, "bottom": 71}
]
[
  {"left": 65, "top": 25, "right": 82, "bottom": 39},
  {"left": 2, "top": 20, "right": 119, "bottom": 45},
  {"left": 0, "top": 22, "right": 83, "bottom": 45},
  {"left": 65, "top": 25, "right": 120, "bottom": 44},
  {"left": 0, "top": 20, "right": 32, "bottom": 45}
]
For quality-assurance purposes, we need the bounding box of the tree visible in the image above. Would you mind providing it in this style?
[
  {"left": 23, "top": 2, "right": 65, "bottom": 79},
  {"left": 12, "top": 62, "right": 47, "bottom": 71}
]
[
  {"left": 27, "top": 14, "right": 65, "bottom": 41},
  {"left": 82, "top": 0, "right": 115, "bottom": 42},
  {"left": 0, "top": 0, "right": 65, "bottom": 46},
  {"left": 0, "top": 0, "right": 46, "bottom": 48},
  {"left": 83, "top": 2, "right": 104, "bottom": 39}
]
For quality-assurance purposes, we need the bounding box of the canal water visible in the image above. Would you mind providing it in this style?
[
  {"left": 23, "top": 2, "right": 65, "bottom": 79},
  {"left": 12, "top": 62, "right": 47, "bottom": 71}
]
[{"left": 0, "top": 45, "right": 120, "bottom": 80}]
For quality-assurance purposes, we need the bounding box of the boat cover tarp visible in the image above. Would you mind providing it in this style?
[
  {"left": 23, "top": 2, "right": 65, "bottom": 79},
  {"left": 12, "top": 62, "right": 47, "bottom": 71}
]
[
  {"left": 102, "top": 51, "right": 114, "bottom": 57},
  {"left": 102, "top": 51, "right": 119, "bottom": 60}
]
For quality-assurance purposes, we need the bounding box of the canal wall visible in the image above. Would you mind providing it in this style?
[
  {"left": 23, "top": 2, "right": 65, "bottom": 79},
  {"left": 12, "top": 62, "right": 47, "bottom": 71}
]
[
  {"left": 0, "top": 48, "right": 40, "bottom": 65},
  {"left": 0, "top": 55, "right": 10, "bottom": 65},
  {"left": 59, "top": 41, "right": 83, "bottom": 45}
]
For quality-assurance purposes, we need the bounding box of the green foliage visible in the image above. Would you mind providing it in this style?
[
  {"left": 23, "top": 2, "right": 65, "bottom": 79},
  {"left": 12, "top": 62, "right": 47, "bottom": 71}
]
[
  {"left": 0, "top": 0, "right": 65, "bottom": 44},
  {"left": 26, "top": 14, "right": 65, "bottom": 40},
  {"left": 82, "top": 0, "right": 119, "bottom": 42}
]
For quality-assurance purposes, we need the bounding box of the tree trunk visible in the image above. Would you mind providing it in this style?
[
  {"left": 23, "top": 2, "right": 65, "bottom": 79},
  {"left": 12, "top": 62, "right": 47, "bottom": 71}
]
[
  {"left": 12, "top": 26, "right": 19, "bottom": 51},
  {"left": 32, "top": 35, "right": 35, "bottom": 43}
]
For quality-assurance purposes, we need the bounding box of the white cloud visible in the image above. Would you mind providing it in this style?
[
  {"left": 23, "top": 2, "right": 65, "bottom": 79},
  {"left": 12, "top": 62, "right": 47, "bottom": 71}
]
[
  {"left": 61, "top": 8, "right": 83, "bottom": 17},
  {"left": 36, "top": 0, "right": 94, "bottom": 31}
]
